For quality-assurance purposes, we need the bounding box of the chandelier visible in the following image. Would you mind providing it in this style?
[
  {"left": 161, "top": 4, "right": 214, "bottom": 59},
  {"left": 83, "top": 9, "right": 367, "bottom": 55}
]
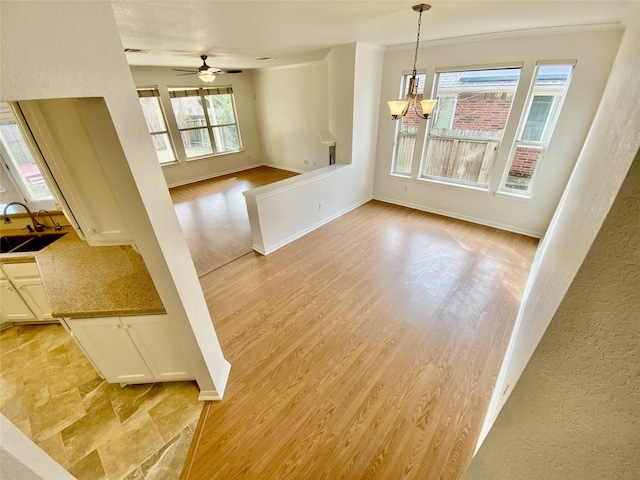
[{"left": 387, "top": 4, "right": 438, "bottom": 120}]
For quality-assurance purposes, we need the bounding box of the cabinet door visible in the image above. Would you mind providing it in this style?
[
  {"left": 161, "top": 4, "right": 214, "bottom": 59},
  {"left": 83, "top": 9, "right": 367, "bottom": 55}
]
[
  {"left": 0, "top": 278, "right": 36, "bottom": 322},
  {"left": 2, "top": 263, "right": 53, "bottom": 320},
  {"left": 67, "top": 317, "right": 154, "bottom": 383},
  {"left": 125, "top": 315, "right": 194, "bottom": 381},
  {"left": 17, "top": 98, "right": 133, "bottom": 246}
]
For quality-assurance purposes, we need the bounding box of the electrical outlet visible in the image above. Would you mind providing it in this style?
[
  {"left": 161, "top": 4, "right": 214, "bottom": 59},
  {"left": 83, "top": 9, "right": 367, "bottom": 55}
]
[
  {"left": 318, "top": 202, "right": 323, "bottom": 210},
  {"left": 404, "top": 186, "right": 408, "bottom": 192},
  {"left": 304, "top": 160, "right": 309, "bottom": 164}
]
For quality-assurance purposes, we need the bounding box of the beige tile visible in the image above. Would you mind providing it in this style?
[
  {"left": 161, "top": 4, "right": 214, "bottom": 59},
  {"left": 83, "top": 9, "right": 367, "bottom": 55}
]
[
  {"left": 78, "top": 377, "right": 113, "bottom": 410},
  {"left": 147, "top": 382, "right": 202, "bottom": 442},
  {"left": 36, "top": 324, "right": 72, "bottom": 353},
  {"left": 110, "top": 382, "right": 166, "bottom": 425},
  {"left": 97, "top": 412, "right": 164, "bottom": 480},
  {"left": 1, "top": 376, "right": 50, "bottom": 426},
  {"left": 78, "top": 378, "right": 136, "bottom": 413},
  {"left": 65, "top": 337, "right": 88, "bottom": 364},
  {"left": 1, "top": 339, "right": 42, "bottom": 372},
  {"left": 61, "top": 400, "right": 122, "bottom": 466},
  {"left": 68, "top": 449, "right": 107, "bottom": 480},
  {"left": 44, "top": 343, "right": 71, "bottom": 370},
  {"left": 29, "top": 389, "right": 86, "bottom": 442},
  {"left": 15, "top": 324, "right": 49, "bottom": 346},
  {"left": 37, "top": 432, "right": 70, "bottom": 469},
  {"left": 0, "top": 326, "right": 18, "bottom": 354},
  {"left": 140, "top": 425, "right": 195, "bottom": 480},
  {"left": 1, "top": 324, "right": 199, "bottom": 480},
  {"left": 123, "top": 468, "right": 145, "bottom": 480},
  {"left": 48, "top": 356, "right": 101, "bottom": 398}
]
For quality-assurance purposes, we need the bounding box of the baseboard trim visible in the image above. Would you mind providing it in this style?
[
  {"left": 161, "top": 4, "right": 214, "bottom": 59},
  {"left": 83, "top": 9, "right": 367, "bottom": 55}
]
[
  {"left": 198, "top": 390, "right": 222, "bottom": 401},
  {"left": 373, "top": 196, "right": 542, "bottom": 238},
  {"left": 257, "top": 198, "right": 370, "bottom": 256},
  {"left": 262, "top": 162, "right": 306, "bottom": 174},
  {"left": 165, "top": 163, "right": 263, "bottom": 188},
  {"left": 197, "top": 359, "right": 232, "bottom": 401}
]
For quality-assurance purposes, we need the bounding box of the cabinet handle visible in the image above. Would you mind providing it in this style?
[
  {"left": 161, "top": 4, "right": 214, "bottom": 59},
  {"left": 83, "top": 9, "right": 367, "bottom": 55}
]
[{"left": 122, "top": 324, "right": 130, "bottom": 330}]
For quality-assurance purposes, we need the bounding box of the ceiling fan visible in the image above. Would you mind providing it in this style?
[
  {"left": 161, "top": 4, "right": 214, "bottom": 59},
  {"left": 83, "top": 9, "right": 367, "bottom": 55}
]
[{"left": 172, "top": 55, "right": 243, "bottom": 83}]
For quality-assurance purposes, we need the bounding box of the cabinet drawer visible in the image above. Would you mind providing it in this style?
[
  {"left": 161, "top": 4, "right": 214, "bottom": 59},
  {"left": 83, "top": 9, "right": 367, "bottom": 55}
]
[{"left": 2, "top": 262, "right": 40, "bottom": 280}]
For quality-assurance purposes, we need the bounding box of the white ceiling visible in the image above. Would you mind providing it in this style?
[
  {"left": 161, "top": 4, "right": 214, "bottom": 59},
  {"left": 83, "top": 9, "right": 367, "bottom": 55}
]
[{"left": 112, "top": 1, "right": 635, "bottom": 70}]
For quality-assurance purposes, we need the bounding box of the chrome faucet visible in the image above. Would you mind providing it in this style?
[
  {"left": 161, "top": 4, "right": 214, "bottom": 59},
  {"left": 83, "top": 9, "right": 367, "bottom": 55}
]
[
  {"left": 37, "top": 209, "right": 62, "bottom": 231},
  {"left": 3, "top": 202, "right": 46, "bottom": 232}
]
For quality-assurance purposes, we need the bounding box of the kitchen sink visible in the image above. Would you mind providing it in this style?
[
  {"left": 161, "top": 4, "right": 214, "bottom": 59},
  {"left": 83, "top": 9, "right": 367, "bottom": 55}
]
[{"left": 0, "top": 232, "right": 67, "bottom": 254}]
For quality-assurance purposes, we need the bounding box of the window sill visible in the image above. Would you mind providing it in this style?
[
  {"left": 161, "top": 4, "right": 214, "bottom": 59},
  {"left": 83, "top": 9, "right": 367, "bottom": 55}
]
[
  {"left": 495, "top": 190, "right": 532, "bottom": 201},
  {"left": 184, "top": 149, "right": 244, "bottom": 163},
  {"left": 160, "top": 160, "right": 180, "bottom": 168},
  {"left": 388, "top": 173, "right": 412, "bottom": 181},
  {"left": 415, "top": 177, "right": 490, "bottom": 195}
]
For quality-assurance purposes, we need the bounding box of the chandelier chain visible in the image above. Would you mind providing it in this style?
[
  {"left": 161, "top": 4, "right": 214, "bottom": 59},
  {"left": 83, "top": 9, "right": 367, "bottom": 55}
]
[{"left": 412, "top": 8, "right": 423, "bottom": 75}]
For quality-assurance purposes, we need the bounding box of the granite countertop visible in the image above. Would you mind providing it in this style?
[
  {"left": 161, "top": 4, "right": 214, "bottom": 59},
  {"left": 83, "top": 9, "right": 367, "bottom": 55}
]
[{"left": 1, "top": 227, "right": 165, "bottom": 318}]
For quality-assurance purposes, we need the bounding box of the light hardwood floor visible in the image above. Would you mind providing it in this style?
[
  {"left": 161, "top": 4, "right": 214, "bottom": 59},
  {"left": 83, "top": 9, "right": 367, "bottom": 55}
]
[
  {"left": 184, "top": 196, "right": 539, "bottom": 479},
  {"left": 170, "top": 167, "right": 298, "bottom": 277}
]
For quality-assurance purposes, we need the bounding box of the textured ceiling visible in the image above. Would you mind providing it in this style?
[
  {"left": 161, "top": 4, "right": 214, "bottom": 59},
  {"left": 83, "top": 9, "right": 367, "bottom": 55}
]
[{"left": 112, "top": 1, "right": 635, "bottom": 70}]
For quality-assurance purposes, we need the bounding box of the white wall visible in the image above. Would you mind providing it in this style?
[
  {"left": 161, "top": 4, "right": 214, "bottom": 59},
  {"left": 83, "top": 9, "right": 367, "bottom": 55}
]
[
  {"left": 0, "top": 1, "right": 230, "bottom": 399},
  {"left": 130, "top": 66, "right": 263, "bottom": 187},
  {"left": 374, "top": 28, "right": 622, "bottom": 237},
  {"left": 464, "top": 149, "right": 640, "bottom": 480},
  {"left": 475, "top": 9, "right": 640, "bottom": 451},
  {"left": 253, "top": 61, "right": 330, "bottom": 173},
  {"left": 244, "top": 43, "right": 383, "bottom": 255}
]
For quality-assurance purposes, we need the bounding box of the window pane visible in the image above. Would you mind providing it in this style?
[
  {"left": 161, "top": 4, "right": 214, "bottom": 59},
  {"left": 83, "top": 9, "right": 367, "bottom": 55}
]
[
  {"left": 150, "top": 133, "right": 176, "bottom": 164},
  {"left": 139, "top": 96, "right": 167, "bottom": 134},
  {"left": 212, "top": 126, "right": 240, "bottom": 153},
  {"left": 501, "top": 64, "right": 573, "bottom": 194},
  {"left": 504, "top": 145, "right": 544, "bottom": 190},
  {"left": 180, "top": 128, "right": 213, "bottom": 158},
  {"left": 170, "top": 96, "right": 207, "bottom": 129},
  {"left": 433, "top": 96, "right": 455, "bottom": 129},
  {"left": 521, "top": 96, "right": 553, "bottom": 142},
  {"left": 421, "top": 67, "right": 520, "bottom": 186},
  {"left": 0, "top": 105, "right": 53, "bottom": 202},
  {"left": 205, "top": 94, "right": 235, "bottom": 126}
]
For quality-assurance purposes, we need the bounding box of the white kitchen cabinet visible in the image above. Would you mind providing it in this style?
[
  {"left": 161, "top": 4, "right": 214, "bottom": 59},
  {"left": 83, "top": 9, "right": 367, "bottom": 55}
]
[
  {"left": 1, "top": 262, "right": 53, "bottom": 321},
  {"left": 0, "top": 272, "right": 36, "bottom": 322},
  {"left": 62, "top": 315, "right": 194, "bottom": 384},
  {"left": 14, "top": 99, "right": 133, "bottom": 246}
]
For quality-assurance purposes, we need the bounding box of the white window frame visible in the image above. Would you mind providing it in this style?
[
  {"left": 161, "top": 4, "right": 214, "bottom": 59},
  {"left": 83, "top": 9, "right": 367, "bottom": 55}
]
[
  {"left": 168, "top": 86, "right": 242, "bottom": 161},
  {"left": 0, "top": 102, "right": 56, "bottom": 211},
  {"left": 418, "top": 65, "right": 522, "bottom": 189},
  {"left": 136, "top": 87, "right": 177, "bottom": 165},
  {"left": 390, "top": 72, "right": 427, "bottom": 178},
  {"left": 499, "top": 62, "right": 575, "bottom": 196}
]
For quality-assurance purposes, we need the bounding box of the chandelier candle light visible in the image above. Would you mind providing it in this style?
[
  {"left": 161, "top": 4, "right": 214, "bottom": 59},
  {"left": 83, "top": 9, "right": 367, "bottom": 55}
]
[{"left": 388, "top": 4, "right": 438, "bottom": 120}]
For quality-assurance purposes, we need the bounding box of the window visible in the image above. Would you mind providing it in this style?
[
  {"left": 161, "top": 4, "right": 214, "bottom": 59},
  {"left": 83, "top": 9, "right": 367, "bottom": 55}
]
[
  {"left": 137, "top": 88, "right": 176, "bottom": 165},
  {"left": 0, "top": 102, "right": 54, "bottom": 209},
  {"left": 419, "top": 67, "right": 522, "bottom": 187},
  {"left": 391, "top": 73, "right": 426, "bottom": 176},
  {"left": 502, "top": 64, "right": 574, "bottom": 194},
  {"left": 168, "top": 87, "right": 241, "bottom": 159}
]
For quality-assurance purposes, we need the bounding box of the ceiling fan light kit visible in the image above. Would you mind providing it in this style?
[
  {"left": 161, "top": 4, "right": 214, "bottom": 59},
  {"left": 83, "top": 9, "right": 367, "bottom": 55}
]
[
  {"left": 172, "top": 55, "right": 243, "bottom": 83},
  {"left": 387, "top": 4, "right": 438, "bottom": 121}
]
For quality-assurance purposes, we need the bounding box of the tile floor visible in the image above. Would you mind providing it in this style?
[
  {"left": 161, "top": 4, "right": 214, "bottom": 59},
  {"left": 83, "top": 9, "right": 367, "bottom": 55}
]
[{"left": 0, "top": 323, "right": 203, "bottom": 479}]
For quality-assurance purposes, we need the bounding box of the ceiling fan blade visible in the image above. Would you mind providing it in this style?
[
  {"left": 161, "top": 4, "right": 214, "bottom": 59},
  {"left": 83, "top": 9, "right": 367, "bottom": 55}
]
[
  {"left": 218, "top": 69, "right": 243, "bottom": 74},
  {"left": 176, "top": 72, "right": 198, "bottom": 76},
  {"left": 172, "top": 68, "right": 198, "bottom": 73}
]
